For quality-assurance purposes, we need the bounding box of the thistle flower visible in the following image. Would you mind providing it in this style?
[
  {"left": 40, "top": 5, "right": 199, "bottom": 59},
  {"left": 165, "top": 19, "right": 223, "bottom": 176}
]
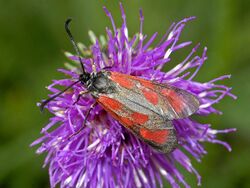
[{"left": 31, "top": 4, "right": 236, "bottom": 188}]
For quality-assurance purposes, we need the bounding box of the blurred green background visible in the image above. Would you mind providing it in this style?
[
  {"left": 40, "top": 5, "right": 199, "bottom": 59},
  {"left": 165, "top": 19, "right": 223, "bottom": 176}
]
[{"left": 0, "top": 0, "right": 249, "bottom": 187}]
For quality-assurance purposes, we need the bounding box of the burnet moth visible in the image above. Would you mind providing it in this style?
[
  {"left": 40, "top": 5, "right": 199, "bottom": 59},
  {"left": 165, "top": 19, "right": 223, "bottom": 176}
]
[{"left": 40, "top": 18, "right": 200, "bottom": 153}]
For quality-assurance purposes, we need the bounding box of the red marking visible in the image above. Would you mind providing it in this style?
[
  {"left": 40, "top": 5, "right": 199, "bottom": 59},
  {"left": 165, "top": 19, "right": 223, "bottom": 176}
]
[
  {"left": 110, "top": 72, "right": 156, "bottom": 91},
  {"left": 97, "top": 96, "right": 122, "bottom": 111},
  {"left": 161, "top": 89, "right": 183, "bottom": 113},
  {"left": 131, "top": 112, "right": 148, "bottom": 125},
  {"left": 110, "top": 72, "right": 134, "bottom": 89},
  {"left": 142, "top": 89, "right": 159, "bottom": 105},
  {"left": 120, "top": 117, "right": 134, "bottom": 127},
  {"left": 138, "top": 79, "right": 155, "bottom": 90},
  {"left": 97, "top": 95, "right": 135, "bottom": 127},
  {"left": 140, "top": 128, "right": 169, "bottom": 144},
  {"left": 97, "top": 99, "right": 120, "bottom": 123}
]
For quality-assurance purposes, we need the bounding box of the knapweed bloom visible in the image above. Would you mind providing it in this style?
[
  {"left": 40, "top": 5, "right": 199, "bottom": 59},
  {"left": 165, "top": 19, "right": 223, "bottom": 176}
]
[{"left": 31, "top": 4, "right": 236, "bottom": 188}]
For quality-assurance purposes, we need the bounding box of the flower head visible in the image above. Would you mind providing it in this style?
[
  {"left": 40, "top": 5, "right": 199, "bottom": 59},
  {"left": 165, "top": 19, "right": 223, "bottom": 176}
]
[{"left": 32, "top": 4, "right": 236, "bottom": 188}]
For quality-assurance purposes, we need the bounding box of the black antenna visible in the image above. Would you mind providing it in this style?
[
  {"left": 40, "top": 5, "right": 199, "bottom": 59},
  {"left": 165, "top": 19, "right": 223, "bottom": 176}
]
[
  {"left": 40, "top": 80, "right": 81, "bottom": 112},
  {"left": 40, "top": 18, "right": 88, "bottom": 112},
  {"left": 65, "top": 18, "right": 86, "bottom": 74}
]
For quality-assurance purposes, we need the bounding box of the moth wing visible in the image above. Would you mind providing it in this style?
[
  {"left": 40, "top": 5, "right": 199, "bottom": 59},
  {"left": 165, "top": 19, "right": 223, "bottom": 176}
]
[
  {"left": 109, "top": 71, "right": 200, "bottom": 120},
  {"left": 155, "top": 83, "right": 200, "bottom": 120},
  {"left": 96, "top": 95, "right": 177, "bottom": 153},
  {"left": 138, "top": 121, "right": 177, "bottom": 153},
  {"left": 96, "top": 71, "right": 199, "bottom": 152}
]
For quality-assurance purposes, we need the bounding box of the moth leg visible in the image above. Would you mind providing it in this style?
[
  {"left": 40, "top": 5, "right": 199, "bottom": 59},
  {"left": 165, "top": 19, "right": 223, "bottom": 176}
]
[
  {"left": 73, "top": 90, "right": 89, "bottom": 105},
  {"left": 68, "top": 101, "right": 97, "bottom": 140}
]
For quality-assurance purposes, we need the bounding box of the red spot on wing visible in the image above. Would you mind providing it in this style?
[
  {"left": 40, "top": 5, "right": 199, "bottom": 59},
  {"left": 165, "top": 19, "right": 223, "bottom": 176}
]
[
  {"left": 97, "top": 95, "right": 134, "bottom": 127},
  {"left": 161, "top": 89, "right": 183, "bottom": 113},
  {"left": 140, "top": 128, "right": 169, "bottom": 144},
  {"left": 110, "top": 72, "right": 156, "bottom": 91},
  {"left": 138, "top": 79, "right": 155, "bottom": 90},
  {"left": 97, "top": 96, "right": 123, "bottom": 123},
  {"left": 97, "top": 96, "right": 122, "bottom": 111},
  {"left": 120, "top": 117, "right": 134, "bottom": 127},
  {"left": 142, "top": 89, "right": 159, "bottom": 105},
  {"left": 110, "top": 72, "right": 134, "bottom": 89},
  {"left": 131, "top": 112, "right": 149, "bottom": 124}
]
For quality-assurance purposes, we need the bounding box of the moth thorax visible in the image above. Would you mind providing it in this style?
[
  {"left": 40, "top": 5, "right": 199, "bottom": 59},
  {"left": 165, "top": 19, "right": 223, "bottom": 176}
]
[{"left": 88, "top": 72, "right": 115, "bottom": 94}]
